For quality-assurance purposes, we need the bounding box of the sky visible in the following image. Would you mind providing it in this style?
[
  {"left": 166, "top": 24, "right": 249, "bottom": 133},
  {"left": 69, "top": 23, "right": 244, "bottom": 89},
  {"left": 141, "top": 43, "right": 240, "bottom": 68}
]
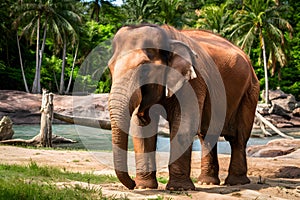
[
  {"left": 113, "top": 0, "right": 123, "bottom": 6},
  {"left": 82, "top": 0, "right": 123, "bottom": 6}
]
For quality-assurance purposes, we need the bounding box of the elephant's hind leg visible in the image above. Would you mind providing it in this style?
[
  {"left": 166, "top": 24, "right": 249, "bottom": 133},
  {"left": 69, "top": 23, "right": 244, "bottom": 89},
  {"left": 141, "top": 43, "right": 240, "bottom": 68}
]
[
  {"left": 225, "top": 135, "right": 250, "bottom": 185},
  {"left": 224, "top": 91, "right": 257, "bottom": 185},
  {"left": 198, "top": 135, "right": 220, "bottom": 185}
]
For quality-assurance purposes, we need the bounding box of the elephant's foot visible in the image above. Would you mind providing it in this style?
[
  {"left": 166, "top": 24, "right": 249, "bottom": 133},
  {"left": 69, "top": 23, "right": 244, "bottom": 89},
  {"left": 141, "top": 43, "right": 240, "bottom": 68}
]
[
  {"left": 166, "top": 177, "right": 195, "bottom": 191},
  {"left": 134, "top": 178, "right": 158, "bottom": 189},
  {"left": 224, "top": 174, "right": 250, "bottom": 185},
  {"left": 198, "top": 174, "right": 220, "bottom": 185}
]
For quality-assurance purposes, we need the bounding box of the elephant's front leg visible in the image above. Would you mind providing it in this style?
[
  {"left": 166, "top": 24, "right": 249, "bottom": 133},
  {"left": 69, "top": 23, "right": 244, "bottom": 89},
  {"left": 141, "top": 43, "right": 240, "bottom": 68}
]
[
  {"left": 131, "top": 111, "right": 159, "bottom": 189},
  {"left": 198, "top": 135, "right": 220, "bottom": 185},
  {"left": 166, "top": 119, "right": 196, "bottom": 191},
  {"left": 133, "top": 135, "right": 158, "bottom": 189}
]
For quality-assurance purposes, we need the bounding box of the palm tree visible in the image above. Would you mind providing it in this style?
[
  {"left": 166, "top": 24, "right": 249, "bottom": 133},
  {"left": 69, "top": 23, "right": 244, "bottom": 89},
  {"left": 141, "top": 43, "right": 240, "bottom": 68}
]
[
  {"left": 16, "top": 32, "right": 30, "bottom": 93},
  {"left": 90, "top": 0, "right": 101, "bottom": 22},
  {"left": 195, "top": 0, "right": 235, "bottom": 36},
  {"left": 13, "top": 0, "right": 81, "bottom": 94},
  {"left": 123, "top": 0, "right": 159, "bottom": 23},
  {"left": 65, "top": 42, "right": 79, "bottom": 94},
  {"left": 13, "top": 0, "right": 45, "bottom": 93},
  {"left": 158, "top": 0, "right": 185, "bottom": 27},
  {"left": 230, "top": 0, "right": 292, "bottom": 104},
  {"left": 47, "top": 1, "right": 81, "bottom": 94}
]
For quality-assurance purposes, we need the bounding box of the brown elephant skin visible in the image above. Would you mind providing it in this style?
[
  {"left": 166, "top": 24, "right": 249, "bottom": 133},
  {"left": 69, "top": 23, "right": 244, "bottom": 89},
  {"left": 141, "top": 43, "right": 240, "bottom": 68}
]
[{"left": 107, "top": 24, "right": 260, "bottom": 190}]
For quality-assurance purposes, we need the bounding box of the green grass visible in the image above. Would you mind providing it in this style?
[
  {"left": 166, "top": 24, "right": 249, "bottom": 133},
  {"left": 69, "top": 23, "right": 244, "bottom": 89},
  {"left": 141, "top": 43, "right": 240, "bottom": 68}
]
[{"left": 0, "top": 162, "right": 122, "bottom": 200}]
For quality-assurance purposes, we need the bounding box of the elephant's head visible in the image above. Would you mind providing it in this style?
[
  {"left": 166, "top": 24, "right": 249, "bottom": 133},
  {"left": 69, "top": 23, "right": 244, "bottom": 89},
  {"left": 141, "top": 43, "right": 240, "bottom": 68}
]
[{"left": 108, "top": 24, "right": 197, "bottom": 189}]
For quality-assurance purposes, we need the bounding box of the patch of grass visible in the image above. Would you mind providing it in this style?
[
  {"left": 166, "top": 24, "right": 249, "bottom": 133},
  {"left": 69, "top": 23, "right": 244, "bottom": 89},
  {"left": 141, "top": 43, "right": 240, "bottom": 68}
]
[
  {"left": 0, "top": 178, "right": 104, "bottom": 200},
  {"left": 157, "top": 177, "right": 168, "bottom": 184},
  {"left": 0, "top": 161, "right": 118, "bottom": 184},
  {"left": 0, "top": 162, "right": 121, "bottom": 200}
]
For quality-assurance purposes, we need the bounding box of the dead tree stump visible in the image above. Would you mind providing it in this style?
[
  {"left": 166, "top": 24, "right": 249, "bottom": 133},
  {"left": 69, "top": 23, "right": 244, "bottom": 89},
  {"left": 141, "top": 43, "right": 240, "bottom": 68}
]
[{"left": 39, "top": 90, "right": 54, "bottom": 147}]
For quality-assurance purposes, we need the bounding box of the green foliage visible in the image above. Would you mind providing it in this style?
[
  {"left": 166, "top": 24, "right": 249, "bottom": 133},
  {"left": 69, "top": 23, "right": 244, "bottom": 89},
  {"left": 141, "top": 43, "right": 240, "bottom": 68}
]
[
  {"left": 195, "top": 0, "right": 236, "bottom": 36},
  {"left": 0, "top": 162, "right": 121, "bottom": 200},
  {"left": 0, "top": 0, "right": 299, "bottom": 98}
]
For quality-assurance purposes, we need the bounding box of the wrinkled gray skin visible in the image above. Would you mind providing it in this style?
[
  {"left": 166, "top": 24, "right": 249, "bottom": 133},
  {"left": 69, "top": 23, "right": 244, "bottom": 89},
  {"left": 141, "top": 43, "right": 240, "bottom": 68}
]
[{"left": 108, "top": 24, "right": 260, "bottom": 190}]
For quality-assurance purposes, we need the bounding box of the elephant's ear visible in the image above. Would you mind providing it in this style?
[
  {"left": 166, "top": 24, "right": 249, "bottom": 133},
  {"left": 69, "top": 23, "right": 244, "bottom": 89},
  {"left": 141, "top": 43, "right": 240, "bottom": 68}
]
[{"left": 166, "top": 40, "right": 197, "bottom": 98}]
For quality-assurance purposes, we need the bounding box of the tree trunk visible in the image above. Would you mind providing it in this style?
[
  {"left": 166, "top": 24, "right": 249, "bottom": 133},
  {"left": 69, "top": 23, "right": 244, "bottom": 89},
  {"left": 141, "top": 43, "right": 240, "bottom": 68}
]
[
  {"left": 39, "top": 89, "right": 54, "bottom": 147},
  {"left": 260, "top": 31, "right": 269, "bottom": 105},
  {"left": 59, "top": 35, "right": 67, "bottom": 94},
  {"left": 37, "top": 22, "right": 47, "bottom": 84},
  {"left": 65, "top": 42, "right": 79, "bottom": 94},
  {"left": 16, "top": 32, "right": 29, "bottom": 93},
  {"left": 53, "top": 70, "right": 59, "bottom": 92},
  {"left": 32, "top": 14, "right": 41, "bottom": 94}
]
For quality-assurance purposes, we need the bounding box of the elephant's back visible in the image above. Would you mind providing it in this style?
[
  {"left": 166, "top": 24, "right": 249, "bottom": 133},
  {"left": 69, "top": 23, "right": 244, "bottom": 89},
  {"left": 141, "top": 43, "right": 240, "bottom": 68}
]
[
  {"left": 182, "top": 30, "right": 247, "bottom": 61},
  {"left": 182, "top": 30, "right": 259, "bottom": 136}
]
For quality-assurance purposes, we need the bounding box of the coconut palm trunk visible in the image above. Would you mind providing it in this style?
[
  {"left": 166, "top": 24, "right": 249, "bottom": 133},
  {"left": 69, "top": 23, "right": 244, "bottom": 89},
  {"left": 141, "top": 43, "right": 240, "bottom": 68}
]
[
  {"left": 59, "top": 34, "right": 67, "bottom": 94},
  {"left": 260, "top": 29, "right": 269, "bottom": 105},
  {"left": 65, "top": 42, "right": 78, "bottom": 94},
  {"left": 38, "top": 22, "right": 47, "bottom": 76},
  {"left": 32, "top": 14, "right": 41, "bottom": 94},
  {"left": 16, "top": 32, "right": 29, "bottom": 93}
]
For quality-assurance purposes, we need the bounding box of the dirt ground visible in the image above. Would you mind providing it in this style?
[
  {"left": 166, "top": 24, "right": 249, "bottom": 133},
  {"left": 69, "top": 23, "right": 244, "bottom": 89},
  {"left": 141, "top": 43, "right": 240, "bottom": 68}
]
[
  {"left": 1, "top": 90, "right": 300, "bottom": 199},
  {"left": 0, "top": 145, "right": 299, "bottom": 199}
]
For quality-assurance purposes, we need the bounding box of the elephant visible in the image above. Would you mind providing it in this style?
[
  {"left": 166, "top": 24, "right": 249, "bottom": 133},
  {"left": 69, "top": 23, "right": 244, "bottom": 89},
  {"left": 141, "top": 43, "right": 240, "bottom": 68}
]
[{"left": 108, "top": 24, "right": 260, "bottom": 190}]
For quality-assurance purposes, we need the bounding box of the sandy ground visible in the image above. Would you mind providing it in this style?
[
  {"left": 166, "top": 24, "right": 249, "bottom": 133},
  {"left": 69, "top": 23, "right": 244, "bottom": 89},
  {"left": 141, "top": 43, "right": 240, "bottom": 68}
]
[
  {"left": 0, "top": 145, "right": 299, "bottom": 199},
  {"left": 1, "top": 90, "right": 300, "bottom": 199}
]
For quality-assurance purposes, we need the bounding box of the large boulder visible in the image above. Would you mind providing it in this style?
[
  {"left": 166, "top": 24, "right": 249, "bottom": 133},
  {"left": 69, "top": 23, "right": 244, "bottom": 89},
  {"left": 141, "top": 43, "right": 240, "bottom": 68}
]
[
  {"left": 247, "top": 139, "right": 300, "bottom": 157},
  {"left": 262, "top": 89, "right": 297, "bottom": 113},
  {"left": 0, "top": 116, "right": 14, "bottom": 141},
  {"left": 271, "top": 94, "right": 296, "bottom": 113},
  {"left": 258, "top": 89, "right": 300, "bottom": 128}
]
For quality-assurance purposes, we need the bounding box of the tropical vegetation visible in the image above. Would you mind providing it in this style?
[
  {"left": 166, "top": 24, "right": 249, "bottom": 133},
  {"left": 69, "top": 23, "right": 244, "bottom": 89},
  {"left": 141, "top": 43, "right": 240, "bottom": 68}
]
[{"left": 0, "top": 0, "right": 299, "bottom": 100}]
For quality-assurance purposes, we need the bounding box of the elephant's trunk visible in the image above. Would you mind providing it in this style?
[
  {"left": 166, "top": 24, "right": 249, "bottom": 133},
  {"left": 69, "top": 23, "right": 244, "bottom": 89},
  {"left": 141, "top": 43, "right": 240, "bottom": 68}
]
[{"left": 109, "top": 81, "right": 139, "bottom": 189}]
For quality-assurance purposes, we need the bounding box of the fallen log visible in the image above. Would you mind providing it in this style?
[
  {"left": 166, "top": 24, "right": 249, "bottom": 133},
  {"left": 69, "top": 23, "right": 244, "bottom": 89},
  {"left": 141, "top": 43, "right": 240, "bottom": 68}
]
[
  {"left": 0, "top": 134, "right": 76, "bottom": 146},
  {"left": 53, "top": 112, "right": 111, "bottom": 130},
  {"left": 255, "top": 111, "right": 294, "bottom": 139}
]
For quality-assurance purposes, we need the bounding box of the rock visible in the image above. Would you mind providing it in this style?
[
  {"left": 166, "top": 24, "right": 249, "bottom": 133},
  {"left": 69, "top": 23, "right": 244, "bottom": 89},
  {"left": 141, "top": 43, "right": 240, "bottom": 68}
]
[
  {"left": 261, "top": 89, "right": 296, "bottom": 113},
  {"left": 247, "top": 139, "right": 300, "bottom": 157},
  {"left": 0, "top": 116, "right": 14, "bottom": 140},
  {"left": 267, "top": 138, "right": 300, "bottom": 148},
  {"left": 268, "top": 104, "right": 291, "bottom": 119},
  {"left": 266, "top": 89, "right": 288, "bottom": 101},
  {"left": 293, "top": 108, "right": 300, "bottom": 117},
  {"left": 0, "top": 90, "right": 110, "bottom": 124},
  {"left": 247, "top": 146, "right": 295, "bottom": 157},
  {"left": 275, "top": 166, "right": 300, "bottom": 178},
  {"left": 271, "top": 95, "right": 296, "bottom": 113}
]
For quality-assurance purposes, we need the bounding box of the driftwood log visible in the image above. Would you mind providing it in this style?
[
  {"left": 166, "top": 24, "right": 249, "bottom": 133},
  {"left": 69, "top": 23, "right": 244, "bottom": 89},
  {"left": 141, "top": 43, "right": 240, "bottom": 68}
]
[
  {"left": 0, "top": 90, "right": 76, "bottom": 146},
  {"left": 53, "top": 112, "right": 111, "bottom": 130},
  {"left": 255, "top": 111, "right": 294, "bottom": 139}
]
